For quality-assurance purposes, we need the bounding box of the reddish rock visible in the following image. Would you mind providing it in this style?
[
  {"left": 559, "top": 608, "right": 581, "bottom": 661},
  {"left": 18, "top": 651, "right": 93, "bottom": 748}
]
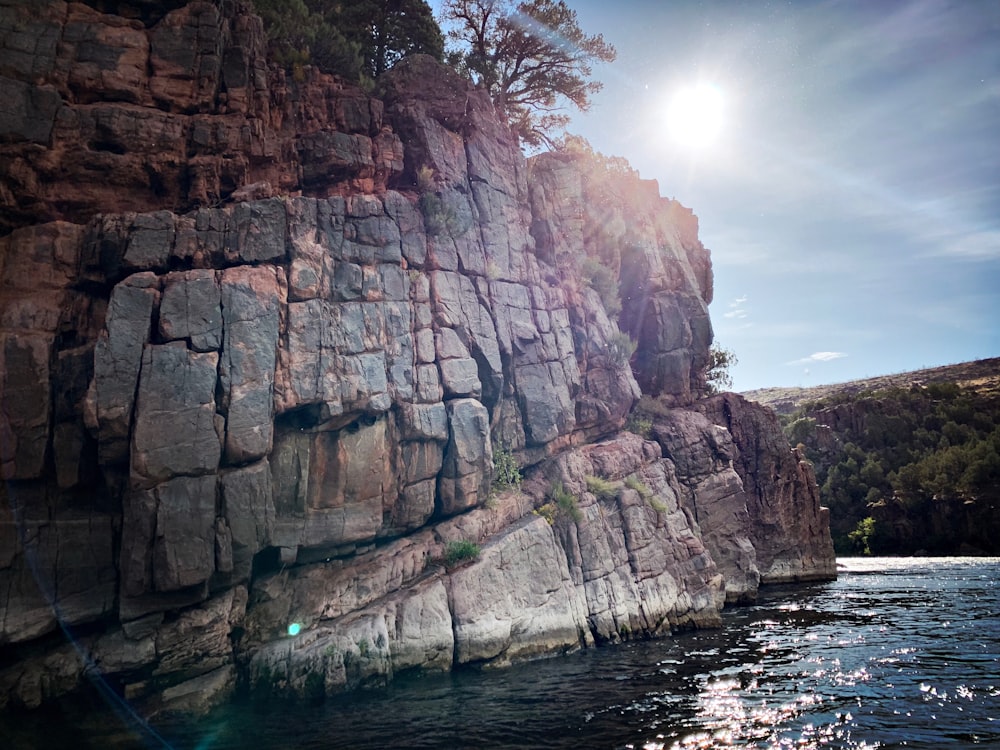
[
  {"left": 0, "top": 3, "right": 835, "bottom": 711},
  {"left": 697, "top": 393, "right": 837, "bottom": 583}
]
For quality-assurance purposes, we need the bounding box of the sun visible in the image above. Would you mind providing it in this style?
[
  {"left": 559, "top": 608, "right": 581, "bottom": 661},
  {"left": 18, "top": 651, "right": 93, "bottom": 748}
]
[{"left": 666, "top": 84, "right": 725, "bottom": 149}]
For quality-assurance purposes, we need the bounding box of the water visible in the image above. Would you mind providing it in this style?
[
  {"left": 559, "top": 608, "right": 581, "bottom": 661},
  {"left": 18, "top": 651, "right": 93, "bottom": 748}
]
[{"left": 4, "top": 557, "right": 998, "bottom": 749}]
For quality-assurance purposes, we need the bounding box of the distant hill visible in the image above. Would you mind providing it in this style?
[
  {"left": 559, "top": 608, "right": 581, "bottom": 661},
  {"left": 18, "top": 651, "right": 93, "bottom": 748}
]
[
  {"left": 751, "top": 356, "right": 1000, "bottom": 555},
  {"left": 741, "top": 357, "right": 1000, "bottom": 416}
]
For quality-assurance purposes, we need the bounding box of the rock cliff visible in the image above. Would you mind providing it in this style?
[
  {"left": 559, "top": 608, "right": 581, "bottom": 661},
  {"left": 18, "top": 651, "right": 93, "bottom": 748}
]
[{"left": 0, "top": 0, "right": 835, "bottom": 714}]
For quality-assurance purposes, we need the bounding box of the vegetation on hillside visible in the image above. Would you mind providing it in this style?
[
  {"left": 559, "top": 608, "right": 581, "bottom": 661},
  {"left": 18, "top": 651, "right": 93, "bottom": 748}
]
[
  {"left": 783, "top": 381, "right": 1000, "bottom": 555},
  {"left": 252, "top": 0, "right": 444, "bottom": 83}
]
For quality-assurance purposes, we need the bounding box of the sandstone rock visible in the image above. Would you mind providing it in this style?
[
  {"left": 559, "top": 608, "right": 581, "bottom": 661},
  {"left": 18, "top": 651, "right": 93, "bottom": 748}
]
[
  {"left": 438, "top": 399, "right": 492, "bottom": 517},
  {"left": 130, "top": 343, "right": 221, "bottom": 486},
  {"left": 697, "top": 393, "right": 837, "bottom": 582},
  {"left": 156, "top": 665, "right": 235, "bottom": 717},
  {"left": 158, "top": 269, "right": 222, "bottom": 352},
  {"left": 154, "top": 587, "right": 245, "bottom": 682},
  {"left": 220, "top": 460, "right": 274, "bottom": 583},
  {"left": 151, "top": 474, "right": 218, "bottom": 593},
  {"left": 545, "top": 435, "right": 726, "bottom": 640},
  {"left": 450, "top": 516, "right": 590, "bottom": 665},
  {"left": 0, "top": 334, "right": 51, "bottom": 479},
  {"left": 0, "top": 504, "right": 117, "bottom": 644},
  {"left": 0, "top": 641, "right": 83, "bottom": 710},
  {"left": 269, "top": 418, "right": 393, "bottom": 555},
  {"left": 220, "top": 265, "right": 281, "bottom": 463},
  {"left": 652, "top": 409, "right": 760, "bottom": 603}
]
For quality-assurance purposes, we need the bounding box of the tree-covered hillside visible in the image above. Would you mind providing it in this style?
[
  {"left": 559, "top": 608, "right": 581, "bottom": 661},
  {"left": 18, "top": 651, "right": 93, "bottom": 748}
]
[{"left": 783, "top": 380, "right": 1000, "bottom": 555}]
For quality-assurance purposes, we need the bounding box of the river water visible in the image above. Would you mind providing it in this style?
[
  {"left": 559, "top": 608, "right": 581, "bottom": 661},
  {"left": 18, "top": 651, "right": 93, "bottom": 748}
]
[{"left": 5, "top": 557, "right": 999, "bottom": 749}]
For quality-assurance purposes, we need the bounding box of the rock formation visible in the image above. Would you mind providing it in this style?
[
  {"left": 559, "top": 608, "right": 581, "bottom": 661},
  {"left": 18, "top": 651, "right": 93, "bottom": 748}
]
[{"left": 0, "top": 0, "right": 835, "bottom": 714}]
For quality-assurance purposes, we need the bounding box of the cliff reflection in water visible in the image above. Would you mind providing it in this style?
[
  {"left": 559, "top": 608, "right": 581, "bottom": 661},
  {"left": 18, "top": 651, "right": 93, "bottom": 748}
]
[{"left": 9, "top": 556, "right": 994, "bottom": 749}]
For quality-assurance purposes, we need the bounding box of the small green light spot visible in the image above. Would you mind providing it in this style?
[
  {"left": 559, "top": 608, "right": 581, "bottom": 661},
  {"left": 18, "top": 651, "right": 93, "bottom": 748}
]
[{"left": 287, "top": 623, "right": 301, "bottom": 636}]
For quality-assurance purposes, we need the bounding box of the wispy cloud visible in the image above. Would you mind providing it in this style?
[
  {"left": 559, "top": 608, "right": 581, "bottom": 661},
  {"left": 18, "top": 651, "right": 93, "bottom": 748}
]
[
  {"left": 938, "top": 230, "right": 1000, "bottom": 260},
  {"left": 723, "top": 295, "right": 749, "bottom": 319},
  {"left": 786, "top": 351, "right": 848, "bottom": 366}
]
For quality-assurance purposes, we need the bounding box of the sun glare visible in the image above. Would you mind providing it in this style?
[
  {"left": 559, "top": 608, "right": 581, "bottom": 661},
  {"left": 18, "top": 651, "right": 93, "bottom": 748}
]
[{"left": 666, "top": 84, "right": 725, "bottom": 149}]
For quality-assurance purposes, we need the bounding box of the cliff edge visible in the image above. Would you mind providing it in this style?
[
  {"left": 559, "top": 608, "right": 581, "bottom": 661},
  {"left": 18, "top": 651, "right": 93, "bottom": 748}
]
[{"left": 0, "top": 0, "right": 835, "bottom": 714}]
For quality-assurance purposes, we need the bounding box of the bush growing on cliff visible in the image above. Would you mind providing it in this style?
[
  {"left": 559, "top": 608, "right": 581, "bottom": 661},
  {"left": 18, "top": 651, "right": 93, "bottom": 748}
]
[
  {"left": 555, "top": 134, "right": 638, "bottom": 179},
  {"left": 492, "top": 444, "right": 522, "bottom": 493},
  {"left": 585, "top": 475, "right": 618, "bottom": 501},
  {"left": 847, "top": 516, "right": 878, "bottom": 555},
  {"left": 605, "top": 331, "right": 637, "bottom": 369},
  {"left": 440, "top": 0, "right": 616, "bottom": 147},
  {"left": 625, "top": 474, "right": 652, "bottom": 500},
  {"left": 443, "top": 539, "right": 481, "bottom": 567},
  {"left": 624, "top": 412, "right": 653, "bottom": 439},
  {"left": 538, "top": 481, "right": 582, "bottom": 523}
]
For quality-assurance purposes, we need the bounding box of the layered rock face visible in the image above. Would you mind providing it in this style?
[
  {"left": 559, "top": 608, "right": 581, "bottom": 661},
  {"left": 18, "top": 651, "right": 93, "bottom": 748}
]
[{"left": 0, "top": 0, "right": 834, "bottom": 714}]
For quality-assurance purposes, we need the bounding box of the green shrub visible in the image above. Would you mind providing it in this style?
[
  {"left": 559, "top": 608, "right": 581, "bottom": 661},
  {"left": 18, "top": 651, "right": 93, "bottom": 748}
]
[
  {"left": 848, "top": 516, "right": 877, "bottom": 555},
  {"left": 585, "top": 475, "right": 618, "bottom": 501},
  {"left": 492, "top": 444, "right": 522, "bottom": 492},
  {"left": 419, "top": 192, "right": 453, "bottom": 236},
  {"left": 605, "top": 331, "right": 637, "bottom": 368},
  {"left": 624, "top": 474, "right": 652, "bottom": 500},
  {"left": 625, "top": 412, "right": 653, "bottom": 438},
  {"left": 534, "top": 503, "right": 558, "bottom": 525},
  {"left": 625, "top": 474, "right": 667, "bottom": 512},
  {"left": 551, "top": 481, "right": 583, "bottom": 522},
  {"left": 443, "top": 539, "right": 481, "bottom": 567}
]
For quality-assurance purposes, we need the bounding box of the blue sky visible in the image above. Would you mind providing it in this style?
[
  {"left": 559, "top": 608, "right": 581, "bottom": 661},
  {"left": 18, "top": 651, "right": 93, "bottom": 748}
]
[{"left": 431, "top": 0, "right": 1000, "bottom": 391}]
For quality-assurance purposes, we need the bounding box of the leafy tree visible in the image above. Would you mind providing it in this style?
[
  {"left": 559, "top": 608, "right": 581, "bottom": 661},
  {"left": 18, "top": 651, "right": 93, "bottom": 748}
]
[
  {"left": 706, "top": 344, "right": 737, "bottom": 394},
  {"left": 848, "top": 516, "right": 878, "bottom": 555},
  {"left": 253, "top": 0, "right": 443, "bottom": 81},
  {"left": 441, "top": 0, "right": 616, "bottom": 147}
]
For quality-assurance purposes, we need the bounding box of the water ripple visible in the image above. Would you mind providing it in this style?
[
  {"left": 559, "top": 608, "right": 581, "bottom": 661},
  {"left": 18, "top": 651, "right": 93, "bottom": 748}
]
[{"left": 3, "top": 557, "right": 998, "bottom": 749}]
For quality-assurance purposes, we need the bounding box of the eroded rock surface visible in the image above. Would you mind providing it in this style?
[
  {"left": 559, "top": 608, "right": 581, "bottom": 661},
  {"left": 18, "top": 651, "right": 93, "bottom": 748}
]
[{"left": 0, "top": 1, "right": 834, "bottom": 713}]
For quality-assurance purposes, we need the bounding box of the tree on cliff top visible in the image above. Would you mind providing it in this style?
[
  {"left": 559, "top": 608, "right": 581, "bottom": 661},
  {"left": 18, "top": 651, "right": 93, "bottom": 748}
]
[
  {"left": 253, "top": 0, "right": 444, "bottom": 82},
  {"left": 441, "top": 0, "right": 616, "bottom": 147}
]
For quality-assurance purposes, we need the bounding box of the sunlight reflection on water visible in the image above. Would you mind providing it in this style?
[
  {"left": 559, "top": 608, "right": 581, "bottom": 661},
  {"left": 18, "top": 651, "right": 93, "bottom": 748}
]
[
  {"left": 624, "top": 557, "right": 1000, "bottom": 750},
  {"left": 3, "top": 557, "right": 997, "bottom": 749}
]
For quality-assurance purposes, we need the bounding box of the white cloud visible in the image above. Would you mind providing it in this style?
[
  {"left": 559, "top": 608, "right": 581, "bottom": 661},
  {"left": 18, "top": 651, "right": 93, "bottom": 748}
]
[
  {"left": 723, "top": 295, "right": 749, "bottom": 319},
  {"left": 786, "top": 351, "right": 848, "bottom": 366}
]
